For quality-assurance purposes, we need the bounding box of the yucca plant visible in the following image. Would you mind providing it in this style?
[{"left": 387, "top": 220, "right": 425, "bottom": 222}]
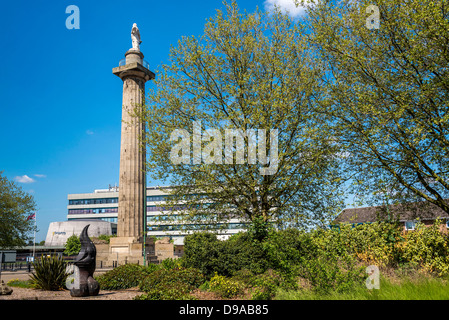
[{"left": 29, "top": 255, "right": 69, "bottom": 290}]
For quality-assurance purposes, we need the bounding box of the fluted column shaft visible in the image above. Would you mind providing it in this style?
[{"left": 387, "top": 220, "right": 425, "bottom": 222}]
[{"left": 117, "top": 76, "right": 145, "bottom": 238}]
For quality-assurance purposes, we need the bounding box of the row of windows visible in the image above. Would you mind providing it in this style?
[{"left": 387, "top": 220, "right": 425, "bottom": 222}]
[
  {"left": 68, "top": 208, "right": 118, "bottom": 214},
  {"left": 147, "top": 215, "right": 183, "bottom": 222},
  {"left": 147, "top": 205, "right": 189, "bottom": 212},
  {"left": 69, "top": 194, "right": 211, "bottom": 205},
  {"left": 68, "top": 217, "right": 118, "bottom": 223},
  {"left": 147, "top": 195, "right": 169, "bottom": 202},
  {"left": 69, "top": 198, "right": 119, "bottom": 205},
  {"left": 68, "top": 196, "right": 171, "bottom": 205},
  {"left": 147, "top": 194, "right": 209, "bottom": 201},
  {"left": 68, "top": 206, "right": 177, "bottom": 214}
]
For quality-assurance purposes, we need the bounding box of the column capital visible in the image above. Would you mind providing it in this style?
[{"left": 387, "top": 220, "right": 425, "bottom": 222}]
[{"left": 113, "top": 50, "right": 155, "bottom": 82}]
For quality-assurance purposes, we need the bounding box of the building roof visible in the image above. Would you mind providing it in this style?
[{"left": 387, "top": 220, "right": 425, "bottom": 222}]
[{"left": 334, "top": 200, "right": 449, "bottom": 224}]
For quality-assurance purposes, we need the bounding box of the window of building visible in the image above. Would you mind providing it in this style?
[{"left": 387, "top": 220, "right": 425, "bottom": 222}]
[{"left": 405, "top": 220, "right": 415, "bottom": 231}]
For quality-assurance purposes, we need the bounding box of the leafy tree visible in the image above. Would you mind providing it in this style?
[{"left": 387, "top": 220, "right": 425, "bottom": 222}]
[
  {"left": 0, "top": 171, "right": 37, "bottom": 248},
  {"left": 64, "top": 234, "right": 81, "bottom": 256},
  {"left": 304, "top": 0, "right": 449, "bottom": 211},
  {"left": 139, "top": 1, "right": 346, "bottom": 234}
]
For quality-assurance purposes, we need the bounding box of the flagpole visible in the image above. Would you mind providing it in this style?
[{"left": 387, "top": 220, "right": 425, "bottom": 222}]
[{"left": 33, "top": 212, "right": 36, "bottom": 260}]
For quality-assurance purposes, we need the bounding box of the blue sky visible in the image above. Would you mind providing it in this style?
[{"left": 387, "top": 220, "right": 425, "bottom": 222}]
[{"left": 0, "top": 0, "right": 309, "bottom": 242}]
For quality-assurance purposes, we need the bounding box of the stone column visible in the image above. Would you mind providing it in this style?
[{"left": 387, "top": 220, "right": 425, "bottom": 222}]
[{"left": 113, "top": 50, "right": 155, "bottom": 241}]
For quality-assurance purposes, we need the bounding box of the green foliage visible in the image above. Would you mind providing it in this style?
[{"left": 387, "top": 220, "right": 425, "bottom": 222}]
[
  {"left": 262, "top": 228, "right": 303, "bottom": 277},
  {"left": 29, "top": 255, "right": 69, "bottom": 291},
  {"left": 141, "top": 0, "right": 346, "bottom": 232},
  {"left": 64, "top": 234, "right": 81, "bottom": 256},
  {"left": 217, "top": 232, "right": 268, "bottom": 276},
  {"left": 305, "top": 0, "right": 449, "bottom": 210},
  {"left": 333, "top": 222, "right": 405, "bottom": 267},
  {"left": 182, "top": 222, "right": 449, "bottom": 296},
  {"left": 181, "top": 232, "right": 221, "bottom": 278},
  {"left": 182, "top": 231, "right": 268, "bottom": 278},
  {"left": 0, "top": 171, "right": 37, "bottom": 248},
  {"left": 209, "top": 273, "right": 244, "bottom": 298},
  {"left": 398, "top": 219, "right": 449, "bottom": 276},
  {"left": 96, "top": 264, "right": 160, "bottom": 290},
  {"left": 96, "top": 234, "right": 116, "bottom": 243},
  {"left": 247, "top": 270, "right": 282, "bottom": 300},
  {"left": 161, "top": 257, "right": 183, "bottom": 270},
  {"left": 136, "top": 267, "right": 204, "bottom": 300}
]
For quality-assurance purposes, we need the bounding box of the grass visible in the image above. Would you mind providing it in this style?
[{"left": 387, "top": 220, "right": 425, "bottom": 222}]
[
  {"left": 275, "top": 275, "right": 449, "bottom": 300},
  {"left": 6, "top": 278, "right": 33, "bottom": 289}
]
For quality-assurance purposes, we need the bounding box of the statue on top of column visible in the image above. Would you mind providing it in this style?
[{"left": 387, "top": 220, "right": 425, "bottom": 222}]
[{"left": 131, "top": 23, "right": 142, "bottom": 51}]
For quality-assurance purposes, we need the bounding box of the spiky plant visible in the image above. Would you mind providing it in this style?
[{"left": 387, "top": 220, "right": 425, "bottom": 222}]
[{"left": 29, "top": 255, "right": 69, "bottom": 290}]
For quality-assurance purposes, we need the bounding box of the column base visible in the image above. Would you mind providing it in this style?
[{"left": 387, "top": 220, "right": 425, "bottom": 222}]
[{"left": 100, "top": 237, "right": 153, "bottom": 266}]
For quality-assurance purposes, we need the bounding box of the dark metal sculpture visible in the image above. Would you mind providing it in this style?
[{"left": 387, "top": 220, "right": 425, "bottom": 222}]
[{"left": 70, "top": 224, "right": 100, "bottom": 297}]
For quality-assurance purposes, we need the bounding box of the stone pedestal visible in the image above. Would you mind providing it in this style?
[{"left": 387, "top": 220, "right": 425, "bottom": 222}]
[
  {"left": 106, "top": 237, "right": 153, "bottom": 265},
  {"left": 154, "top": 237, "right": 175, "bottom": 262}
]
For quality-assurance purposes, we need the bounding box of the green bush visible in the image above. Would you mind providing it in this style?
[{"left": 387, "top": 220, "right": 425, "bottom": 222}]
[
  {"left": 161, "top": 257, "right": 183, "bottom": 270},
  {"left": 209, "top": 273, "right": 244, "bottom": 298},
  {"left": 231, "top": 268, "right": 287, "bottom": 300},
  {"left": 64, "top": 234, "right": 81, "bottom": 256},
  {"left": 399, "top": 219, "right": 449, "bottom": 276},
  {"left": 218, "top": 232, "right": 268, "bottom": 276},
  {"left": 333, "top": 221, "right": 404, "bottom": 267},
  {"left": 182, "top": 231, "right": 268, "bottom": 278},
  {"left": 96, "top": 264, "right": 160, "bottom": 290},
  {"left": 29, "top": 255, "right": 69, "bottom": 290},
  {"left": 248, "top": 269, "right": 282, "bottom": 300},
  {"left": 262, "top": 228, "right": 303, "bottom": 278},
  {"left": 137, "top": 267, "right": 205, "bottom": 300},
  {"left": 182, "top": 232, "right": 221, "bottom": 278}
]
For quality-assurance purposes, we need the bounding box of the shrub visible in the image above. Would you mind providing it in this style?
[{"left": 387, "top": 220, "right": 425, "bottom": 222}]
[
  {"left": 248, "top": 269, "right": 282, "bottom": 300},
  {"left": 96, "top": 264, "right": 160, "bottom": 290},
  {"left": 182, "top": 232, "right": 221, "bottom": 278},
  {"left": 137, "top": 267, "right": 205, "bottom": 300},
  {"left": 182, "top": 231, "right": 268, "bottom": 278},
  {"left": 231, "top": 269, "right": 285, "bottom": 300},
  {"left": 29, "top": 255, "right": 69, "bottom": 290},
  {"left": 262, "top": 228, "right": 303, "bottom": 278},
  {"left": 336, "top": 222, "right": 404, "bottom": 267},
  {"left": 218, "top": 232, "right": 268, "bottom": 276},
  {"left": 231, "top": 268, "right": 255, "bottom": 285},
  {"left": 398, "top": 219, "right": 449, "bottom": 276},
  {"left": 64, "top": 234, "right": 81, "bottom": 256},
  {"left": 296, "top": 228, "right": 366, "bottom": 294},
  {"left": 209, "top": 273, "right": 244, "bottom": 298},
  {"left": 161, "top": 257, "right": 182, "bottom": 270},
  {"left": 134, "top": 285, "right": 195, "bottom": 300}
]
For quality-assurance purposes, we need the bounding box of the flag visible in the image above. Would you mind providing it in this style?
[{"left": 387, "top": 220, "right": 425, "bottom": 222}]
[{"left": 26, "top": 213, "right": 36, "bottom": 221}]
